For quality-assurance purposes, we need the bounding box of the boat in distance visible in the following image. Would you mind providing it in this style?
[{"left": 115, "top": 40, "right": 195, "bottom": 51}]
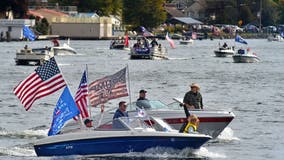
[
  {"left": 214, "top": 46, "right": 235, "bottom": 57},
  {"left": 93, "top": 100, "right": 235, "bottom": 139},
  {"left": 34, "top": 117, "right": 211, "bottom": 156},
  {"left": 233, "top": 48, "right": 260, "bottom": 63},
  {"left": 15, "top": 47, "right": 54, "bottom": 65}
]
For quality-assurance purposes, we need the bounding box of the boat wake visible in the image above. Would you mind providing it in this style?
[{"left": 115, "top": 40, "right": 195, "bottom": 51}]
[
  {"left": 0, "top": 127, "right": 47, "bottom": 139},
  {"left": 167, "top": 57, "right": 190, "bottom": 60},
  {"left": 87, "top": 146, "right": 226, "bottom": 159},
  {"left": 0, "top": 145, "right": 36, "bottom": 157},
  {"left": 216, "top": 127, "right": 240, "bottom": 142}
]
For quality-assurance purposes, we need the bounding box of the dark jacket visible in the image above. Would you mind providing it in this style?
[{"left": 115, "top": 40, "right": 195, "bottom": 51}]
[
  {"left": 183, "top": 91, "right": 203, "bottom": 109},
  {"left": 113, "top": 109, "right": 128, "bottom": 119},
  {"left": 179, "top": 105, "right": 190, "bottom": 133}
]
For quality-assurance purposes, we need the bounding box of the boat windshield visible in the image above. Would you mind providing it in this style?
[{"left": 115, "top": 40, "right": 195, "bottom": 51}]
[
  {"left": 128, "top": 100, "right": 170, "bottom": 111},
  {"left": 119, "top": 117, "right": 153, "bottom": 130}
]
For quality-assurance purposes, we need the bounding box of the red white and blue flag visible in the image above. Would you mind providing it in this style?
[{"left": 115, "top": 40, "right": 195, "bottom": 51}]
[
  {"left": 88, "top": 67, "right": 128, "bottom": 106},
  {"left": 140, "top": 26, "right": 154, "bottom": 37},
  {"left": 13, "top": 57, "right": 66, "bottom": 111},
  {"left": 166, "top": 32, "right": 175, "bottom": 49},
  {"left": 75, "top": 70, "right": 89, "bottom": 119}
]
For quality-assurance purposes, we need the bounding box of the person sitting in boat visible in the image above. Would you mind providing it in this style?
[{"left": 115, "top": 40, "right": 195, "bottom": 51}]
[
  {"left": 24, "top": 45, "right": 28, "bottom": 50},
  {"left": 113, "top": 101, "right": 129, "bottom": 119},
  {"left": 137, "top": 89, "right": 148, "bottom": 101},
  {"left": 52, "top": 38, "right": 60, "bottom": 47},
  {"left": 223, "top": 42, "right": 228, "bottom": 48},
  {"left": 179, "top": 113, "right": 200, "bottom": 133},
  {"left": 113, "top": 101, "right": 129, "bottom": 129},
  {"left": 84, "top": 119, "right": 93, "bottom": 128},
  {"left": 150, "top": 38, "right": 158, "bottom": 47},
  {"left": 182, "top": 83, "right": 203, "bottom": 110}
]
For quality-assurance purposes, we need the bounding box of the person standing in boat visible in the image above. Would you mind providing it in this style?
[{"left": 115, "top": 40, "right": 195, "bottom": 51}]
[{"left": 183, "top": 83, "right": 203, "bottom": 110}]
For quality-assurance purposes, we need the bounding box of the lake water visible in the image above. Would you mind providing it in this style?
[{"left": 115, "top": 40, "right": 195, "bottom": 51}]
[{"left": 0, "top": 39, "right": 283, "bottom": 160}]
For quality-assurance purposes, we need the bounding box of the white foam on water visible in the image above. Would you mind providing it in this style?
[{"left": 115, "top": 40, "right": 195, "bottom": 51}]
[
  {"left": 194, "top": 147, "right": 226, "bottom": 159},
  {"left": 58, "top": 63, "right": 71, "bottom": 66},
  {"left": 167, "top": 57, "right": 189, "bottom": 60},
  {"left": 0, "top": 128, "right": 48, "bottom": 139},
  {"left": 217, "top": 127, "right": 240, "bottom": 141},
  {"left": 0, "top": 146, "right": 36, "bottom": 157}
]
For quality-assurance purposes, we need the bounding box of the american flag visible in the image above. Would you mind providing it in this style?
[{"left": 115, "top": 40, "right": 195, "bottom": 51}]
[
  {"left": 89, "top": 67, "right": 128, "bottom": 106},
  {"left": 74, "top": 70, "right": 89, "bottom": 119},
  {"left": 13, "top": 57, "right": 66, "bottom": 111},
  {"left": 141, "top": 26, "right": 154, "bottom": 37}
]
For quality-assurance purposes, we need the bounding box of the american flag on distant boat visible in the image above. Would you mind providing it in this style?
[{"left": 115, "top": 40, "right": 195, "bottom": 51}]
[
  {"left": 74, "top": 70, "right": 89, "bottom": 119},
  {"left": 13, "top": 57, "right": 66, "bottom": 111},
  {"left": 88, "top": 67, "right": 128, "bottom": 106},
  {"left": 140, "top": 26, "right": 154, "bottom": 37}
]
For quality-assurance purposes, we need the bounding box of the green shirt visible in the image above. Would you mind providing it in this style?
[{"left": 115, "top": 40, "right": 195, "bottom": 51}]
[{"left": 183, "top": 91, "right": 203, "bottom": 109}]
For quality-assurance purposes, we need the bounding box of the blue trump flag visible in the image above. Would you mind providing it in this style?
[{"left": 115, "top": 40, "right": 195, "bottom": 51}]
[
  {"left": 235, "top": 34, "right": 248, "bottom": 45},
  {"left": 23, "top": 25, "right": 36, "bottom": 41},
  {"left": 48, "top": 86, "right": 80, "bottom": 136}
]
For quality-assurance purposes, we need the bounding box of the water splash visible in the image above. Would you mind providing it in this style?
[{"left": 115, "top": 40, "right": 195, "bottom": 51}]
[
  {"left": 0, "top": 146, "right": 36, "bottom": 157},
  {"left": 0, "top": 127, "right": 47, "bottom": 139},
  {"left": 194, "top": 147, "right": 226, "bottom": 159},
  {"left": 217, "top": 127, "right": 240, "bottom": 141}
]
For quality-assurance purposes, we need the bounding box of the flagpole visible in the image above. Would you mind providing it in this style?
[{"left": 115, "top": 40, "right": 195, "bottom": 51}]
[
  {"left": 126, "top": 65, "right": 132, "bottom": 109},
  {"left": 86, "top": 64, "right": 92, "bottom": 119}
]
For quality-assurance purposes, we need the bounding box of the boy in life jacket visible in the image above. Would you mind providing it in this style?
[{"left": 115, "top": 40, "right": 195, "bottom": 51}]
[{"left": 179, "top": 105, "right": 200, "bottom": 133}]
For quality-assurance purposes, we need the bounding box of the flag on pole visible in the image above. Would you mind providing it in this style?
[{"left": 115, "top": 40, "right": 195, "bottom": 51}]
[
  {"left": 140, "top": 26, "right": 154, "bottom": 37},
  {"left": 13, "top": 57, "right": 66, "bottom": 111},
  {"left": 235, "top": 34, "right": 248, "bottom": 45},
  {"left": 89, "top": 67, "right": 128, "bottom": 106},
  {"left": 75, "top": 70, "right": 89, "bottom": 119},
  {"left": 48, "top": 86, "right": 80, "bottom": 136},
  {"left": 124, "top": 34, "right": 129, "bottom": 47},
  {"left": 166, "top": 32, "right": 175, "bottom": 49},
  {"left": 23, "top": 25, "right": 36, "bottom": 41}
]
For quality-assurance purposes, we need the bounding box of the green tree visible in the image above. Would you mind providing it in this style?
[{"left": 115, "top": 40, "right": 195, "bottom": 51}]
[
  {"left": 123, "top": 0, "right": 166, "bottom": 29},
  {"left": 35, "top": 18, "right": 49, "bottom": 35},
  {"left": 261, "top": 0, "right": 279, "bottom": 26},
  {"left": 277, "top": 0, "right": 284, "bottom": 23}
]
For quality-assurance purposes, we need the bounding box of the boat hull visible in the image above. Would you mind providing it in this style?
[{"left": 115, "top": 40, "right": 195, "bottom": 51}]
[
  {"left": 214, "top": 50, "right": 234, "bottom": 57},
  {"left": 34, "top": 134, "right": 211, "bottom": 156},
  {"left": 233, "top": 55, "right": 260, "bottom": 63},
  {"left": 53, "top": 48, "right": 76, "bottom": 55},
  {"left": 130, "top": 46, "right": 167, "bottom": 60},
  {"left": 96, "top": 110, "right": 234, "bottom": 139}
]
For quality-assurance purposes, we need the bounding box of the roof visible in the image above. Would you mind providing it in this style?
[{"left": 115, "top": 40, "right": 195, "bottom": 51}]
[
  {"left": 27, "top": 8, "right": 68, "bottom": 22},
  {"left": 164, "top": 6, "right": 185, "bottom": 17},
  {"left": 172, "top": 17, "right": 203, "bottom": 25}
]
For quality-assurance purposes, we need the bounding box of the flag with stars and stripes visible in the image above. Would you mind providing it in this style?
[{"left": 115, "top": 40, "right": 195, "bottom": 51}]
[
  {"left": 74, "top": 70, "right": 89, "bottom": 119},
  {"left": 13, "top": 57, "right": 66, "bottom": 111},
  {"left": 89, "top": 67, "right": 128, "bottom": 106}
]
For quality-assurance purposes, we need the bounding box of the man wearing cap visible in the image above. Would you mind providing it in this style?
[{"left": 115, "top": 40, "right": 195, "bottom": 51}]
[
  {"left": 183, "top": 83, "right": 203, "bottom": 109},
  {"left": 137, "top": 89, "right": 148, "bottom": 101},
  {"left": 113, "top": 101, "right": 129, "bottom": 119},
  {"left": 84, "top": 119, "right": 93, "bottom": 128}
]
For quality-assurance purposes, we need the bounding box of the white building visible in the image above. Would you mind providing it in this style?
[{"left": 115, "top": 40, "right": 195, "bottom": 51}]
[{"left": 0, "top": 19, "right": 35, "bottom": 40}]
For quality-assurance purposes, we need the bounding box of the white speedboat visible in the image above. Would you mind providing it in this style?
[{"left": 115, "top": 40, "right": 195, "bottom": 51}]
[
  {"left": 179, "top": 39, "right": 193, "bottom": 45},
  {"left": 233, "top": 48, "right": 260, "bottom": 63},
  {"left": 34, "top": 116, "right": 211, "bottom": 156},
  {"left": 214, "top": 47, "right": 235, "bottom": 57},
  {"left": 15, "top": 47, "right": 54, "bottom": 65},
  {"left": 267, "top": 34, "right": 284, "bottom": 42},
  {"left": 93, "top": 100, "right": 235, "bottom": 139},
  {"left": 52, "top": 39, "right": 77, "bottom": 55}
]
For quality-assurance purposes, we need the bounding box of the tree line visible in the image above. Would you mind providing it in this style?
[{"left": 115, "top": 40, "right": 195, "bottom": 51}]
[{"left": 0, "top": 0, "right": 284, "bottom": 29}]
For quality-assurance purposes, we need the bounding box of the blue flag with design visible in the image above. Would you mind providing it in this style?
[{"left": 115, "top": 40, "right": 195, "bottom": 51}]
[
  {"left": 48, "top": 86, "right": 80, "bottom": 136},
  {"left": 23, "top": 25, "right": 36, "bottom": 41},
  {"left": 235, "top": 34, "right": 248, "bottom": 45}
]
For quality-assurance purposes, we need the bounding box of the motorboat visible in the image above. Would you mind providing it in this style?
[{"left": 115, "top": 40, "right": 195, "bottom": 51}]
[
  {"left": 34, "top": 116, "right": 211, "bottom": 156},
  {"left": 15, "top": 47, "right": 54, "bottom": 65},
  {"left": 110, "top": 41, "right": 129, "bottom": 50},
  {"left": 130, "top": 46, "right": 168, "bottom": 60},
  {"left": 233, "top": 48, "right": 260, "bottom": 63},
  {"left": 93, "top": 100, "right": 235, "bottom": 139},
  {"left": 179, "top": 39, "right": 193, "bottom": 45},
  {"left": 267, "top": 34, "right": 284, "bottom": 42},
  {"left": 214, "top": 46, "right": 235, "bottom": 57},
  {"left": 52, "top": 39, "right": 77, "bottom": 55}
]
